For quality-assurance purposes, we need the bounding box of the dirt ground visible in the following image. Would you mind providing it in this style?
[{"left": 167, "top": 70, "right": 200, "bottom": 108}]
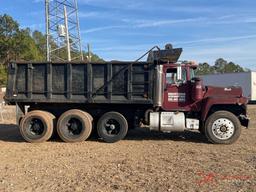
[{"left": 0, "top": 95, "right": 255, "bottom": 191}]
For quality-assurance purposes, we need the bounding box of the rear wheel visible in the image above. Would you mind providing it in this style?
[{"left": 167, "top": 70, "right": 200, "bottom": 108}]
[
  {"left": 97, "top": 112, "right": 128, "bottom": 143},
  {"left": 204, "top": 111, "right": 241, "bottom": 144},
  {"left": 57, "top": 109, "right": 92, "bottom": 143},
  {"left": 20, "top": 110, "right": 55, "bottom": 143}
]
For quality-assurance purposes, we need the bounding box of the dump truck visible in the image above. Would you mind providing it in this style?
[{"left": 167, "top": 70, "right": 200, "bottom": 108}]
[{"left": 4, "top": 45, "right": 250, "bottom": 144}]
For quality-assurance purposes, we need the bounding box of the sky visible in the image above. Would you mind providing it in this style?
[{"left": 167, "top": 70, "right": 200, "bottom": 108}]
[{"left": 1, "top": 0, "right": 256, "bottom": 69}]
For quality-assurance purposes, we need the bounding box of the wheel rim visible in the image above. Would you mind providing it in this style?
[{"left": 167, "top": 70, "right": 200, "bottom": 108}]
[
  {"left": 103, "top": 119, "right": 121, "bottom": 136},
  {"left": 28, "top": 118, "right": 45, "bottom": 136},
  {"left": 65, "top": 118, "right": 83, "bottom": 136},
  {"left": 212, "top": 118, "right": 235, "bottom": 140}
]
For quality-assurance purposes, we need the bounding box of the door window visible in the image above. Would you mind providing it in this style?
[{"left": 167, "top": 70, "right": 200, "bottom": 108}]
[
  {"left": 166, "top": 68, "right": 177, "bottom": 84},
  {"left": 182, "top": 68, "right": 187, "bottom": 82}
]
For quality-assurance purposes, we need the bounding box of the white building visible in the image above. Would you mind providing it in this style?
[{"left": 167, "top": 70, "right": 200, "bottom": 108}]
[{"left": 201, "top": 72, "right": 256, "bottom": 102}]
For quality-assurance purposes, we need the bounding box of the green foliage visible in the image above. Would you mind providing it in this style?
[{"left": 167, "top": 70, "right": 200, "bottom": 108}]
[
  {"left": 15, "top": 28, "right": 44, "bottom": 61},
  {"left": 32, "top": 30, "right": 47, "bottom": 60},
  {"left": 0, "top": 15, "right": 44, "bottom": 63},
  {"left": 0, "top": 14, "right": 19, "bottom": 63},
  {"left": 195, "top": 62, "right": 215, "bottom": 75},
  {"left": 196, "top": 58, "right": 246, "bottom": 76},
  {"left": 0, "top": 65, "right": 7, "bottom": 86}
]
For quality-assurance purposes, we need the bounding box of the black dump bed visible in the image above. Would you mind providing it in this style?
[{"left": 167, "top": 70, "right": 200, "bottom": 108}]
[{"left": 5, "top": 61, "right": 156, "bottom": 105}]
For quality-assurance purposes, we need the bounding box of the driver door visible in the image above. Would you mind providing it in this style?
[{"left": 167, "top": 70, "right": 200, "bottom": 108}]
[{"left": 162, "top": 65, "right": 191, "bottom": 111}]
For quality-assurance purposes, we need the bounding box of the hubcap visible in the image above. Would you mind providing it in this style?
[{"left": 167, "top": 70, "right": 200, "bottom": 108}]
[
  {"left": 104, "top": 119, "right": 120, "bottom": 136},
  {"left": 29, "top": 118, "right": 44, "bottom": 136},
  {"left": 212, "top": 118, "right": 235, "bottom": 140},
  {"left": 66, "top": 118, "right": 83, "bottom": 135}
]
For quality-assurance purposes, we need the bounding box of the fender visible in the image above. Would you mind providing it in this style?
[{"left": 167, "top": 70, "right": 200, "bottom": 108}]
[{"left": 201, "top": 96, "right": 248, "bottom": 121}]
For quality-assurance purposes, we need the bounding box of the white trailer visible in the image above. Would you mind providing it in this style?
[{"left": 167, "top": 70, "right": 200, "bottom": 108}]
[{"left": 201, "top": 72, "right": 256, "bottom": 103}]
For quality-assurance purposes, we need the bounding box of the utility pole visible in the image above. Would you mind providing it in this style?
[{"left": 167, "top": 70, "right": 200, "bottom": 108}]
[
  {"left": 87, "top": 43, "right": 92, "bottom": 62},
  {"left": 45, "top": 0, "right": 84, "bottom": 62},
  {"left": 64, "top": 6, "right": 71, "bottom": 61},
  {"left": 45, "top": 0, "right": 50, "bottom": 61}
]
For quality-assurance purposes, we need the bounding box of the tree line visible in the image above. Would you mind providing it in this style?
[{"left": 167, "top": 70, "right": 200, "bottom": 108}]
[
  {"left": 195, "top": 58, "right": 249, "bottom": 76},
  {"left": 0, "top": 14, "right": 249, "bottom": 86}
]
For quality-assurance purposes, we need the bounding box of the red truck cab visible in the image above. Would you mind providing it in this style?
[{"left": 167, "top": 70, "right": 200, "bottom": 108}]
[{"left": 150, "top": 59, "right": 249, "bottom": 143}]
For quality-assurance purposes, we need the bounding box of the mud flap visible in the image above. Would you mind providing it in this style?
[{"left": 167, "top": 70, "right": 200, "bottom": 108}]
[{"left": 239, "top": 115, "right": 250, "bottom": 128}]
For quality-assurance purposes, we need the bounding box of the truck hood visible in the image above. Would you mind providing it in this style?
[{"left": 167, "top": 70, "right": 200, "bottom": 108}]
[{"left": 205, "top": 86, "right": 243, "bottom": 98}]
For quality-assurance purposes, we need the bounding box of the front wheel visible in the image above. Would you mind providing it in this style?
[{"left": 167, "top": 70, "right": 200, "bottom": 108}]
[
  {"left": 97, "top": 112, "right": 128, "bottom": 143},
  {"left": 204, "top": 111, "right": 241, "bottom": 144}
]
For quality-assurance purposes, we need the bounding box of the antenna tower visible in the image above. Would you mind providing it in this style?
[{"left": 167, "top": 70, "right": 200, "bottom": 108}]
[{"left": 45, "top": 0, "right": 84, "bottom": 61}]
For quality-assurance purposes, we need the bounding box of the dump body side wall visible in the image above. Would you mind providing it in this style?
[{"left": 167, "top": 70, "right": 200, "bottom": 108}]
[{"left": 5, "top": 62, "right": 155, "bottom": 105}]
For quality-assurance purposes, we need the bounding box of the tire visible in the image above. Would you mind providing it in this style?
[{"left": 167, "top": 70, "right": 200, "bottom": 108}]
[
  {"left": 20, "top": 110, "right": 55, "bottom": 143},
  {"left": 204, "top": 111, "right": 241, "bottom": 144},
  {"left": 97, "top": 112, "right": 128, "bottom": 143},
  {"left": 57, "top": 109, "right": 92, "bottom": 143},
  {"left": 84, "top": 112, "right": 93, "bottom": 122}
]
